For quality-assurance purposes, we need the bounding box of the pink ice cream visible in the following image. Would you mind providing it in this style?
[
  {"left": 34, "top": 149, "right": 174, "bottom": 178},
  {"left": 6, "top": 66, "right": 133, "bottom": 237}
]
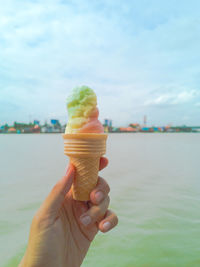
[{"left": 65, "top": 86, "right": 104, "bottom": 134}]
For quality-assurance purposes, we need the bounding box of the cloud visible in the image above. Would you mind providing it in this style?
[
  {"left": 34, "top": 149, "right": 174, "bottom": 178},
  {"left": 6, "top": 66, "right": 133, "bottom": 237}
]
[
  {"left": 0, "top": 0, "right": 200, "bottom": 126},
  {"left": 144, "top": 88, "right": 198, "bottom": 106}
]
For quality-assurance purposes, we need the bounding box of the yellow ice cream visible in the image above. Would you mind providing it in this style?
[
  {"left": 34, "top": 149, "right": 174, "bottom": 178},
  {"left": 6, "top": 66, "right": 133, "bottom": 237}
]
[{"left": 65, "top": 86, "right": 104, "bottom": 134}]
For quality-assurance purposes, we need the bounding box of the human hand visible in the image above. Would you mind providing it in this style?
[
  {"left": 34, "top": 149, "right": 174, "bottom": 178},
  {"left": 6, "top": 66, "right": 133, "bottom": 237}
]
[{"left": 19, "top": 157, "right": 118, "bottom": 267}]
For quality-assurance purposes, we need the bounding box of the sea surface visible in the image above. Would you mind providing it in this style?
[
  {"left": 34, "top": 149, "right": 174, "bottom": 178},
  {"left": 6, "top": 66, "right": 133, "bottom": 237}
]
[{"left": 0, "top": 133, "right": 200, "bottom": 267}]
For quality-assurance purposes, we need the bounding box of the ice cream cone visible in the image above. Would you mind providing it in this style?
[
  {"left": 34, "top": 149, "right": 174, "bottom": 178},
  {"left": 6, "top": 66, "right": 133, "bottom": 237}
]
[{"left": 63, "top": 133, "right": 108, "bottom": 201}]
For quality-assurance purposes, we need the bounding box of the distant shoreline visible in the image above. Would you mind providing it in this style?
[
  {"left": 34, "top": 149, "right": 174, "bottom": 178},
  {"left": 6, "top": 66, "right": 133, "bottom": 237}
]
[{"left": 0, "top": 132, "right": 199, "bottom": 135}]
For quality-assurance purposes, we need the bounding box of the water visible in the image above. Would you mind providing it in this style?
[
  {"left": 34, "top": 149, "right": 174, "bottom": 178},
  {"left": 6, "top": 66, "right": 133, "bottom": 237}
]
[{"left": 0, "top": 133, "right": 200, "bottom": 267}]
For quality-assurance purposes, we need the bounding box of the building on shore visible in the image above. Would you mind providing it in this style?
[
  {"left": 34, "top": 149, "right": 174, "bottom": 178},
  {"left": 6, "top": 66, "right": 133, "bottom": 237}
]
[
  {"left": 103, "top": 119, "right": 112, "bottom": 132},
  {"left": 32, "top": 125, "right": 40, "bottom": 133},
  {"left": 1, "top": 120, "right": 200, "bottom": 134},
  {"left": 119, "top": 127, "right": 138, "bottom": 132},
  {"left": 140, "top": 127, "right": 154, "bottom": 133},
  {"left": 8, "top": 127, "right": 17, "bottom": 133}
]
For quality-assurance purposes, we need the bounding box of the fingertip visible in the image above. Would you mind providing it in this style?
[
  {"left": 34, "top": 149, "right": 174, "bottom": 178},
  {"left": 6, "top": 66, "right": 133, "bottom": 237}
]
[
  {"left": 70, "top": 164, "right": 76, "bottom": 175},
  {"left": 99, "top": 157, "right": 109, "bottom": 171},
  {"left": 98, "top": 210, "right": 118, "bottom": 233},
  {"left": 103, "top": 157, "right": 109, "bottom": 164},
  {"left": 61, "top": 164, "right": 75, "bottom": 188},
  {"left": 101, "top": 221, "right": 112, "bottom": 232},
  {"left": 101, "top": 157, "right": 109, "bottom": 165},
  {"left": 65, "top": 163, "right": 75, "bottom": 177},
  {"left": 99, "top": 220, "right": 110, "bottom": 233}
]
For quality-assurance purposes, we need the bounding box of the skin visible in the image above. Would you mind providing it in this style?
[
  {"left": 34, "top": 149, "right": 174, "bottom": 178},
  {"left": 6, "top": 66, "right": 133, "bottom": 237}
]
[{"left": 19, "top": 157, "right": 118, "bottom": 267}]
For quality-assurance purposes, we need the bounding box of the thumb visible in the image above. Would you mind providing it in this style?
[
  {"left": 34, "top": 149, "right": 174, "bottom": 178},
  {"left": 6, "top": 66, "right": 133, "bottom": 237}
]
[{"left": 40, "top": 164, "right": 75, "bottom": 218}]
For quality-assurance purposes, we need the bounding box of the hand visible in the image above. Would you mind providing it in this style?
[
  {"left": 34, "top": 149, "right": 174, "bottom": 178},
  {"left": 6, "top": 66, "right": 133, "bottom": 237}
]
[{"left": 19, "top": 157, "right": 118, "bottom": 267}]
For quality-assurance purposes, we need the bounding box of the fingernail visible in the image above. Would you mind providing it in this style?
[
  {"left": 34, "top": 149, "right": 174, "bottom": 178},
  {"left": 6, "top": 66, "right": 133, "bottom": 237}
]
[
  {"left": 103, "top": 221, "right": 111, "bottom": 231},
  {"left": 95, "top": 191, "right": 104, "bottom": 202},
  {"left": 80, "top": 215, "right": 91, "bottom": 226}
]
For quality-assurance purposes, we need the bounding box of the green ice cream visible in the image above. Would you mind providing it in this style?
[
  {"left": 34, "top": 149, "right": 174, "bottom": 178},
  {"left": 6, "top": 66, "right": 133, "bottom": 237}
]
[{"left": 65, "top": 86, "right": 104, "bottom": 134}]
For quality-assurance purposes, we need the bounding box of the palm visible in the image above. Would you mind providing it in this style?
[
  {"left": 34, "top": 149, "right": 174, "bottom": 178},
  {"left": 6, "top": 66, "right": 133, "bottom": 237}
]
[
  {"left": 25, "top": 191, "right": 98, "bottom": 267},
  {"left": 54, "top": 191, "right": 98, "bottom": 266}
]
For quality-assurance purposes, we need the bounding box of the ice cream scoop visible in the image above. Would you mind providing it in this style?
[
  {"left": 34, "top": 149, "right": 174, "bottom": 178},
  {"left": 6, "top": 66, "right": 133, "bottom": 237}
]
[{"left": 65, "top": 86, "right": 104, "bottom": 134}]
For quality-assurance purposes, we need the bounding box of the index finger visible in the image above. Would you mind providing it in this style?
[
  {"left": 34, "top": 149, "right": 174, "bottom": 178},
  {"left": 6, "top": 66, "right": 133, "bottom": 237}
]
[{"left": 37, "top": 164, "right": 75, "bottom": 220}]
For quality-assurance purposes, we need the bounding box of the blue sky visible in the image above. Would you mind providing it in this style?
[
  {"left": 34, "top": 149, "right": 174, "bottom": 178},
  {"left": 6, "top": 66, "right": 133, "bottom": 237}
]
[{"left": 0, "top": 0, "right": 200, "bottom": 126}]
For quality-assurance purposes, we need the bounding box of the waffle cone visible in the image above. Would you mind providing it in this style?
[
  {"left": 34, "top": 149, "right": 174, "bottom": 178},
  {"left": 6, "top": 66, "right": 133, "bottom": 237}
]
[{"left": 63, "top": 133, "right": 108, "bottom": 201}]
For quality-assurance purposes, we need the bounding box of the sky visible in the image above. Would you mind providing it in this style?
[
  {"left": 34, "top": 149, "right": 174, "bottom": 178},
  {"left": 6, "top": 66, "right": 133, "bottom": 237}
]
[{"left": 0, "top": 0, "right": 200, "bottom": 126}]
